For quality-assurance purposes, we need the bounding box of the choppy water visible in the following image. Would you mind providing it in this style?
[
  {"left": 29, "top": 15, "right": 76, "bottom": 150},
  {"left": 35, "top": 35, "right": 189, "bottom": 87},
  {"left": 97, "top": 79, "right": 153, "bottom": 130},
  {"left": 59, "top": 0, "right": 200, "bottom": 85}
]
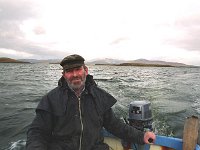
[{"left": 0, "top": 63, "right": 200, "bottom": 150}]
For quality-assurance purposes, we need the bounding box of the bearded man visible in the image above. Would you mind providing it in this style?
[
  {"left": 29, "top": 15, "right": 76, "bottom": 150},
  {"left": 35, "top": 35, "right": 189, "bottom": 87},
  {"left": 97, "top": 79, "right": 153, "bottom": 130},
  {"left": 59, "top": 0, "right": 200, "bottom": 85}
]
[{"left": 26, "top": 54, "right": 155, "bottom": 150}]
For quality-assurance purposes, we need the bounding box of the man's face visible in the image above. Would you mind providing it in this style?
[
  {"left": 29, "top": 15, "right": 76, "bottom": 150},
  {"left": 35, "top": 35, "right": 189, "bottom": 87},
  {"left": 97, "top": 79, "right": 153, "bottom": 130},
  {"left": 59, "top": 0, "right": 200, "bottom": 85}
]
[{"left": 63, "top": 66, "right": 88, "bottom": 90}]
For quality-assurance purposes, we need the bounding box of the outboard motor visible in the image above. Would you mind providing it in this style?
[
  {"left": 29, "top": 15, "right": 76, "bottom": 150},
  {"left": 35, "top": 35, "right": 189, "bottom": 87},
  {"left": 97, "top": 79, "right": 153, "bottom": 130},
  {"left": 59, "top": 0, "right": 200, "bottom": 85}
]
[
  {"left": 128, "top": 100, "right": 153, "bottom": 131},
  {"left": 122, "top": 100, "right": 153, "bottom": 150}
]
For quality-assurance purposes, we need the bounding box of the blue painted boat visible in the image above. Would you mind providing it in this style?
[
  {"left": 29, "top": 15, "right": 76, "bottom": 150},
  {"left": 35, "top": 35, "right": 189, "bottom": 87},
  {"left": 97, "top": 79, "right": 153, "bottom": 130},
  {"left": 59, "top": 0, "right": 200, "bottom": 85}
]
[
  {"left": 145, "top": 135, "right": 200, "bottom": 150},
  {"left": 103, "top": 101, "right": 200, "bottom": 150},
  {"left": 103, "top": 129, "right": 200, "bottom": 150}
]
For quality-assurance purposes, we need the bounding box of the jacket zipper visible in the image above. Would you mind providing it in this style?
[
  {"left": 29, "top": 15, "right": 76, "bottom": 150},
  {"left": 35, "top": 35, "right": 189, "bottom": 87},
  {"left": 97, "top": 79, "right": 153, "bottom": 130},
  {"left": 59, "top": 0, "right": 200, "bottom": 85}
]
[{"left": 78, "top": 97, "right": 83, "bottom": 150}]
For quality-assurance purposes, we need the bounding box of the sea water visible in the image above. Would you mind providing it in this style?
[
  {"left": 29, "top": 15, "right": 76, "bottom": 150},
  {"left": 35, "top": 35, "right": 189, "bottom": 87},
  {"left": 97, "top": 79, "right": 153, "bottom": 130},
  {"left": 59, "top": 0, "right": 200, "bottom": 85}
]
[{"left": 0, "top": 63, "right": 200, "bottom": 150}]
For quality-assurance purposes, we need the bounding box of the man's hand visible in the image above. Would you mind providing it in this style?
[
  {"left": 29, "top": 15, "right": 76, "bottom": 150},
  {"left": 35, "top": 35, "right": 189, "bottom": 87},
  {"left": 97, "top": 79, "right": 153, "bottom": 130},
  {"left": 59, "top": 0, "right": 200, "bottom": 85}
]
[{"left": 143, "top": 131, "right": 156, "bottom": 144}]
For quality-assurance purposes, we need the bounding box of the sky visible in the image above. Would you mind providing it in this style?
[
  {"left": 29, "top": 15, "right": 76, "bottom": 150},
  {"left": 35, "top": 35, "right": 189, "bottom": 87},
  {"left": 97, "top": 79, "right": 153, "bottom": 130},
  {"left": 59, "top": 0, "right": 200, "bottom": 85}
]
[{"left": 0, "top": 0, "right": 200, "bottom": 65}]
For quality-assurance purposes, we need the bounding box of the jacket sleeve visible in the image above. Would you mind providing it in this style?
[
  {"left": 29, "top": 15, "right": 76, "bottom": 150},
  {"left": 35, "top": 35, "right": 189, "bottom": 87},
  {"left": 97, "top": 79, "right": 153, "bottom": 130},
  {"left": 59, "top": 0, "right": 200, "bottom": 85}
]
[
  {"left": 103, "top": 108, "right": 145, "bottom": 144},
  {"left": 26, "top": 110, "right": 53, "bottom": 150}
]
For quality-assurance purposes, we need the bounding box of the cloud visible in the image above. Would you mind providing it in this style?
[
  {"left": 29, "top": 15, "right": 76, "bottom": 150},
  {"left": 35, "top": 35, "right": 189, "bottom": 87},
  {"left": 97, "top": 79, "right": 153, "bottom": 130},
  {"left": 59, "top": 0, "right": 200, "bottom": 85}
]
[
  {"left": 0, "top": 0, "right": 37, "bottom": 21},
  {"left": 33, "top": 26, "right": 46, "bottom": 35},
  {"left": 0, "top": 0, "right": 37, "bottom": 36},
  {"left": 110, "top": 37, "right": 129, "bottom": 45},
  {"left": 0, "top": 0, "right": 200, "bottom": 65},
  {"left": 0, "top": 0, "right": 65, "bottom": 59},
  {"left": 0, "top": 0, "right": 40, "bottom": 55},
  {"left": 165, "top": 14, "right": 200, "bottom": 52}
]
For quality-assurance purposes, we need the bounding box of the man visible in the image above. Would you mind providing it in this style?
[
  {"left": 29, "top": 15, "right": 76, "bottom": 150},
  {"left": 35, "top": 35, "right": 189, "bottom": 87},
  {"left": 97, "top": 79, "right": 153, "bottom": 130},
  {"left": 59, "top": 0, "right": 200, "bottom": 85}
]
[{"left": 26, "top": 54, "right": 156, "bottom": 150}]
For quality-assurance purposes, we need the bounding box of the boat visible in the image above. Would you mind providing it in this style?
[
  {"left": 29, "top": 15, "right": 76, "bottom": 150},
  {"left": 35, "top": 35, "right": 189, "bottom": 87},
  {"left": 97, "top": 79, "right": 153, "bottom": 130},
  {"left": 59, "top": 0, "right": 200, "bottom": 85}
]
[
  {"left": 103, "top": 101, "right": 200, "bottom": 150},
  {"left": 103, "top": 132, "right": 200, "bottom": 150}
]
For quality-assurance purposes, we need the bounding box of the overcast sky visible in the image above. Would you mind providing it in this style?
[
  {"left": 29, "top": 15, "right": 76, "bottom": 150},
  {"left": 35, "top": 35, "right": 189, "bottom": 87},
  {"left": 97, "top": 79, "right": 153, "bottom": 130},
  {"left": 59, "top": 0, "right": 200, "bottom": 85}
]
[{"left": 0, "top": 0, "right": 200, "bottom": 65}]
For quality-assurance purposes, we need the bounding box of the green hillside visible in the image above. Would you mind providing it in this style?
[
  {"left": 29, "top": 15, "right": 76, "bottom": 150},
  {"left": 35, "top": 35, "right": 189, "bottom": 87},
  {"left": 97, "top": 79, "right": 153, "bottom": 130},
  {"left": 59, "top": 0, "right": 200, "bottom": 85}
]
[{"left": 0, "top": 57, "right": 30, "bottom": 63}]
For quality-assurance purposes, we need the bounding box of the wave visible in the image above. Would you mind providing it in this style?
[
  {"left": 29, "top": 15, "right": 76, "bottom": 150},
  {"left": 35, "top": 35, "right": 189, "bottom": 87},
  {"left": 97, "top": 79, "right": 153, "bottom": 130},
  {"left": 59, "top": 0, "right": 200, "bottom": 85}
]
[{"left": 7, "top": 140, "right": 26, "bottom": 150}]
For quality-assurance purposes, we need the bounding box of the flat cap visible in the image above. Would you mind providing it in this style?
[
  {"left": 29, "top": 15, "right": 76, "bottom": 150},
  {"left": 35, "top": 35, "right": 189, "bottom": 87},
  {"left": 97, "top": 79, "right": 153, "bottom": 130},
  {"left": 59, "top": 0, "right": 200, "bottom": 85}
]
[{"left": 60, "top": 54, "right": 85, "bottom": 70}]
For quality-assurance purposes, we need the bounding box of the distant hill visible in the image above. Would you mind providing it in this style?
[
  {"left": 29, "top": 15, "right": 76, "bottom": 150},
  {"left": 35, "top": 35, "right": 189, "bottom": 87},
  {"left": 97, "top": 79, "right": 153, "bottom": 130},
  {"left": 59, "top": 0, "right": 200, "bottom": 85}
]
[
  {"left": 18, "top": 59, "right": 61, "bottom": 64},
  {"left": 129, "top": 59, "right": 187, "bottom": 67},
  {"left": 0, "top": 57, "right": 30, "bottom": 63},
  {"left": 1, "top": 57, "right": 197, "bottom": 67},
  {"left": 86, "top": 58, "right": 125, "bottom": 65},
  {"left": 116, "top": 63, "right": 173, "bottom": 67},
  {"left": 89, "top": 58, "right": 195, "bottom": 67}
]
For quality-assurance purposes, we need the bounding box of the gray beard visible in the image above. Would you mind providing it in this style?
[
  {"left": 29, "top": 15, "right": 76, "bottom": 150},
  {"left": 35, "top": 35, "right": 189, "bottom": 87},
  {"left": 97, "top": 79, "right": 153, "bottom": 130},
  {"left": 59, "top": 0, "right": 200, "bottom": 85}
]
[
  {"left": 67, "top": 80, "right": 85, "bottom": 91},
  {"left": 66, "top": 76, "right": 86, "bottom": 91}
]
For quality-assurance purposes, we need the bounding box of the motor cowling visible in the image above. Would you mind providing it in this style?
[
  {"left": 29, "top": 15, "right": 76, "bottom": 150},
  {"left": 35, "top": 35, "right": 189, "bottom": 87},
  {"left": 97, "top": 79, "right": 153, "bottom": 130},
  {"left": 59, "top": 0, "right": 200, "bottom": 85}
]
[
  {"left": 122, "top": 100, "right": 153, "bottom": 150},
  {"left": 128, "top": 100, "right": 153, "bottom": 131}
]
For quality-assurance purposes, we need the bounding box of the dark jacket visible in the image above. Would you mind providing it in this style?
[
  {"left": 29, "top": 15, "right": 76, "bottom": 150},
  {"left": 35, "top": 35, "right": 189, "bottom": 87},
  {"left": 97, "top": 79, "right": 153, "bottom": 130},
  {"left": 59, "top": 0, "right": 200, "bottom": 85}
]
[{"left": 26, "top": 75, "right": 144, "bottom": 150}]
